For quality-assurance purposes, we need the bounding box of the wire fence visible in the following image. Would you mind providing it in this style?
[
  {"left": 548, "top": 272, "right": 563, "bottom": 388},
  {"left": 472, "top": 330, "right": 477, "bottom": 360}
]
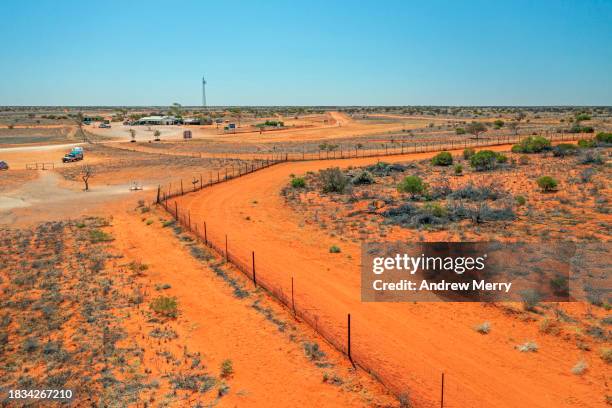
[{"left": 155, "top": 131, "right": 594, "bottom": 407}]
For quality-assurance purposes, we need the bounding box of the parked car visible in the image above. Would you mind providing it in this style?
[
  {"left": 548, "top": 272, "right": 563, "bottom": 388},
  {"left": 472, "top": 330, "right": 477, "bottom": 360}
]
[
  {"left": 99, "top": 123, "right": 111, "bottom": 128},
  {"left": 62, "top": 147, "right": 84, "bottom": 163},
  {"left": 0, "top": 161, "right": 8, "bottom": 170}
]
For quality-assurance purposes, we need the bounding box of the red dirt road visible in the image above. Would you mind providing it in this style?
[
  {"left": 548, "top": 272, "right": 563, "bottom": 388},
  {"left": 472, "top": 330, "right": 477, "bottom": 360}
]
[{"left": 175, "top": 146, "right": 607, "bottom": 408}]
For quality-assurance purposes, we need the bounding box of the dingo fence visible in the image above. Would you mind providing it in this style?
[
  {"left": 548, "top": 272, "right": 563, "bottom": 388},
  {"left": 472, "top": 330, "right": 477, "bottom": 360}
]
[{"left": 156, "top": 131, "right": 595, "bottom": 406}]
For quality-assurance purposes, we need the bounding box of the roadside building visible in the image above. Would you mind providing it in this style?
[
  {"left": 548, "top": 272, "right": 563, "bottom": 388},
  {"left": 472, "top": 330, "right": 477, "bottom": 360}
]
[{"left": 134, "top": 116, "right": 181, "bottom": 125}]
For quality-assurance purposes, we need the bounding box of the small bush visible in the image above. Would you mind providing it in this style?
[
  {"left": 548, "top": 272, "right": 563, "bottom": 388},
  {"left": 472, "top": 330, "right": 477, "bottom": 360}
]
[
  {"left": 220, "top": 359, "right": 233, "bottom": 378},
  {"left": 303, "top": 342, "right": 326, "bottom": 361},
  {"left": 431, "top": 151, "right": 453, "bottom": 166},
  {"left": 552, "top": 143, "right": 578, "bottom": 157},
  {"left": 575, "top": 113, "right": 591, "bottom": 122},
  {"left": 518, "top": 155, "right": 530, "bottom": 165},
  {"left": 423, "top": 203, "right": 447, "bottom": 218},
  {"left": 496, "top": 153, "right": 508, "bottom": 163},
  {"left": 600, "top": 348, "right": 612, "bottom": 364},
  {"left": 352, "top": 170, "right": 375, "bottom": 185},
  {"left": 516, "top": 341, "right": 538, "bottom": 352},
  {"left": 474, "top": 322, "right": 490, "bottom": 334},
  {"left": 521, "top": 289, "right": 541, "bottom": 311},
  {"left": 469, "top": 150, "right": 500, "bottom": 171},
  {"left": 455, "top": 127, "right": 466, "bottom": 135},
  {"left": 539, "top": 318, "right": 560, "bottom": 335},
  {"left": 454, "top": 164, "right": 463, "bottom": 175},
  {"left": 595, "top": 132, "right": 612, "bottom": 144},
  {"left": 329, "top": 245, "right": 341, "bottom": 253},
  {"left": 463, "top": 148, "right": 475, "bottom": 159},
  {"left": 578, "top": 151, "right": 604, "bottom": 165},
  {"left": 150, "top": 296, "right": 178, "bottom": 318},
  {"left": 319, "top": 168, "right": 349, "bottom": 193},
  {"left": 571, "top": 360, "right": 588, "bottom": 375},
  {"left": 511, "top": 136, "right": 551, "bottom": 153},
  {"left": 290, "top": 177, "right": 306, "bottom": 188},
  {"left": 515, "top": 195, "right": 526, "bottom": 206},
  {"left": 398, "top": 176, "right": 427, "bottom": 198},
  {"left": 89, "top": 229, "right": 113, "bottom": 243},
  {"left": 577, "top": 139, "right": 596, "bottom": 148},
  {"left": 536, "top": 176, "right": 558, "bottom": 192}
]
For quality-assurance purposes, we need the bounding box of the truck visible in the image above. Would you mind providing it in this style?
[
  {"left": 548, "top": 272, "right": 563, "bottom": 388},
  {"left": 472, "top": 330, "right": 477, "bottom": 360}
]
[{"left": 62, "top": 147, "right": 84, "bottom": 163}]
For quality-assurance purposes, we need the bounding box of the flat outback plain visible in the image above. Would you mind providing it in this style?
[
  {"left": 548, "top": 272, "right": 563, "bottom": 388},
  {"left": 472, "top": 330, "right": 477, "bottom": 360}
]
[{"left": 1, "top": 106, "right": 611, "bottom": 407}]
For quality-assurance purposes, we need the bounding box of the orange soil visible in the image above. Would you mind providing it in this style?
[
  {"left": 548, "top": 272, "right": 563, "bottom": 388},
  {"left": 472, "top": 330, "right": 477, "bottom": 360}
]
[
  {"left": 108, "top": 202, "right": 395, "bottom": 407},
  {"left": 174, "top": 145, "right": 609, "bottom": 408}
]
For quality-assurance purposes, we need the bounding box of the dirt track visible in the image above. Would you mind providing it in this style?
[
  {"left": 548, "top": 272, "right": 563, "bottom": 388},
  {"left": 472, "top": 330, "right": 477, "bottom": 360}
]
[{"left": 174, "top": 145, "right": 606, "bottom": 408}]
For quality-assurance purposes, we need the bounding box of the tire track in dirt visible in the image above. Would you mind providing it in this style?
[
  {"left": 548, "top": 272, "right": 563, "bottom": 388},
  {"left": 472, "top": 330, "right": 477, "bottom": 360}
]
[{"left": 174, "top": 146, "right": 605, "bottom": 408}]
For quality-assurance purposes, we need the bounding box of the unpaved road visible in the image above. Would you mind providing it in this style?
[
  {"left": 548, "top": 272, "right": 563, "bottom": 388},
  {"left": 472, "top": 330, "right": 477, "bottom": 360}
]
[{"left": 175, "top": 145, "right": 606, "bottom": 408}]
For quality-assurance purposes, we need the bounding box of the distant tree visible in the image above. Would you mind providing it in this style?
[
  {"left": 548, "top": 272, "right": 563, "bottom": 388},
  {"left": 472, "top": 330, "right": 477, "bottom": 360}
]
[
  {"left": 154, "top": 130, "right": 161, "bottom": 141},
  {"left": 128, "top": 129, "right": 136, "bottom": 142},
  {"left": 169, "top": 103, "right": 183, "bottom": 118},
  {"left": 81, "top": 165, "right": 94, "bottom": 191},
  {"left": 493, "top": 119, "right": 505, "bottom": 129},
  {"left": 466, "top": 122, "right": 487, "bottom": 140}
]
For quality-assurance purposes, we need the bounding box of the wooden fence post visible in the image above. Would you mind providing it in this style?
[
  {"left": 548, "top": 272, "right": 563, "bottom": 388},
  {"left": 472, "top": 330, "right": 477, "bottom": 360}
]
[
  {"left": 291, "top": 277, "right": 295, "bottom": 316},
  {"left": 181, "top": 180, "right": 184, "bottom": 195},
  {"left": 252, "top": 251, "right": 256, "bottom": 286},
  {"left": 204, "top": 221, "right": 207, "bottom": 244},
  {"left": 156, "top": 185, "right": 161, "bottom": 204},
  {"left": 225, "top": 235, "right": 228, "bottom": 262},
  {"left": 441, "top": 373, "right": 445, "bottom": 408},
  {"left": 175, "top": 202, "right": 178, "bottom": 220},
  {"left": 347, "top": 313, "right": 355, "bottom": 367}
]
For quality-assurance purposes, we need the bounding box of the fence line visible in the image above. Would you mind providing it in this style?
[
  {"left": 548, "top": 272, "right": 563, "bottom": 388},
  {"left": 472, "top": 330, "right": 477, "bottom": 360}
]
[{"left": 155, "top": 131, "right": 594, "bottom": 406}]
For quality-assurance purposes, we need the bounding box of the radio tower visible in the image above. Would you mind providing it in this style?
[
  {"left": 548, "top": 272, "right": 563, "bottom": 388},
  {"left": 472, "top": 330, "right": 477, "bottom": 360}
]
[{"left": 202, "top": 76, "right": 207, "bottom": 109}]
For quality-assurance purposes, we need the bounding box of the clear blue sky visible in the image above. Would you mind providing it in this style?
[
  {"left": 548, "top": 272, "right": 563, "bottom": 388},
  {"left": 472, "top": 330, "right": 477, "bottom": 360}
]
[{"left": 1, "top": 0, "right": 611, "bottom": 106}]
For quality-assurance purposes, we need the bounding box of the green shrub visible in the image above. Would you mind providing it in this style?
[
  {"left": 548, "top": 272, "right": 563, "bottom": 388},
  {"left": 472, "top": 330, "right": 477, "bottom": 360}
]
[
  {"left": 577, "top": 139, "right": 596, "bottom": 148},
  {"left": 518, "top": 155, "right": 529, "bottom": 165},
  {"left": 89, "top": 229, "right": 114, "bottom": 243},
  {"left": 537, "top": 176, "right": 558, "bottom": 192},
  {"left": 455, "top": 127, "right": 466, "bottom": 135},
  {"left": 329, "top": 245, "right": 341, "bottom": 253},
  {"left": 431, "top": 151, "right": 453, "bottom": 166},
  {"left": 569, "top": 124, "right": 594, "bottom": 133},
  {"left": 600, "top": 348, "right": 612, "bottom": 364},
  {"left": 150, "top": 296, "right": 178, "bottom": 318},
  {"left": 454, "top": 164, "right": 463, "bottom": 175},
  {"left": 511, "top": 136, "right": 551, "bottom": 153},
  {"left": 290, "top": 177, "right": 306, "bottom": 188},
  {"left": 596, "top": 132, "right": 612, "bottom": 144},
  {"left": 496, "top": 153, "right": 508, "bottom": 163},
  {"left": 463, "top": 148, "right": 475, "bottom": 159},
  {"left": 318, "top": 168, "right": 349, "bottom": 193},
  {"left": 493, "top": 119, "right": 504, "bottom": 129},
  {"left": 469, "top": 150, "right": 499, "bottom": 171},
  {"left": 424, "top": 203, "right": 447, "bottom": 218},
  {"left": 552, "top": 143, "right": 578, "bottom": 157},
  {"left": 398, "top": 176, "right": 427, "bottom": 198},
  {"left": 515, "top": 195, "right": 526, "bottom": 206},
  {"left": 352, "top": 170, "right": 375, "bottom": 185},
  {"left": 220, "top": 359, "right": 233, "bottom": 378},
  {"left": 575, "top": 113, "right": 591, "bottom": 121}
]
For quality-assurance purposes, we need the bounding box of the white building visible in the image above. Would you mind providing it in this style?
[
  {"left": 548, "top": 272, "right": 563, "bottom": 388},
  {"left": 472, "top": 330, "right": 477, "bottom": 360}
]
[{"left": 134, "top": 116, "right": 180, "bottom": 125}]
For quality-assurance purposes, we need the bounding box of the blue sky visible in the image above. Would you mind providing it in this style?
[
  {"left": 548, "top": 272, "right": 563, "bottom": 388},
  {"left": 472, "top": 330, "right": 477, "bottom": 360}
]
[{"left": 1, "top": 0, "right": 611, "bottom": 106}]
